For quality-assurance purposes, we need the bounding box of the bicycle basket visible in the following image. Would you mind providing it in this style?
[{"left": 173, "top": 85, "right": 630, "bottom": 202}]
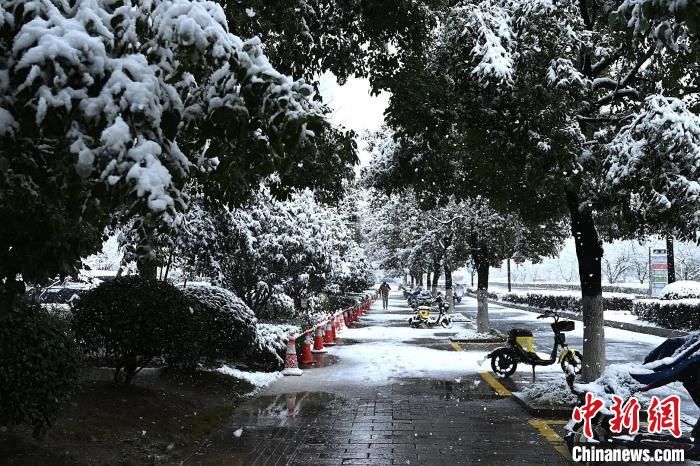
[{"left": 553, "top": 320, "right": 575, "bottom": 332}]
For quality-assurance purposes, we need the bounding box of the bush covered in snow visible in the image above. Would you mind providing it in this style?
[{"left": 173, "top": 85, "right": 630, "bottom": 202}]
[
  {"left": 633, "top": 299, "right": 700, "bottom": 330},
  {"left": 256, "top": 290, "right": 296, "bottom": 321},
  {"left": 72, "top": 277, "right": 192, "bottom": 384},
  {"left": 249, "top": 323, "right": 300, "bottom": 371},
  {"left": 177, "top": 284, "right": 258, "bottom": 368},
  {"left": 1, "top": 302, "right": 80, "bottom": 437},
  {"left": 661, "top": 281, "right": 700, "bottom": 300},
  {"left": 500, "top": 292, "right": 633, "bottom": 312}
]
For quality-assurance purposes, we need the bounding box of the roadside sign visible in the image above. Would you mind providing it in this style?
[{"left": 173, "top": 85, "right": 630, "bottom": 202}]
[{"left": 649, "top": 248, "right": 668, "bottom": 297}]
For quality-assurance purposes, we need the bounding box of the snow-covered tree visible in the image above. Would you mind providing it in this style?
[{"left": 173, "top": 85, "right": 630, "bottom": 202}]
[
  {"left": 0, "top": 0, "right": 357, "bottom": 310},
  {"left": 370, "top": 0, "right": 700, "bottom": 380}
]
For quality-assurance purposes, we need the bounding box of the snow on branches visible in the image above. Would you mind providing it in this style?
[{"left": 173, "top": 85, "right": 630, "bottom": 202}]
[
  {"left": 606, "top": 95, "right": 700, "bottom": 232},
  {"left": 0, "top": 0, "right": 322, "bottom": 223}
]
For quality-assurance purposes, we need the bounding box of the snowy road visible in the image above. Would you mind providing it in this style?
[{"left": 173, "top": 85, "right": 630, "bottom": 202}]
[{"left": 186, "top": 291, "right": 695, "bottom": 465}]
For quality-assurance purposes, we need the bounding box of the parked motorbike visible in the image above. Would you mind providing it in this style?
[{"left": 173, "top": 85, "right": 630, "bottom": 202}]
[
  {"left": 564, "top": 334, "right": 700, "bottom": 459},
  {"left": 487, "top": 310, "right": 582, "bottom": 379},
  {"left": 407, "top": 289, "right": 433, "bottom": 307},
  {"left": 408, "top": 296, "right": 452, "bottom": 328}
]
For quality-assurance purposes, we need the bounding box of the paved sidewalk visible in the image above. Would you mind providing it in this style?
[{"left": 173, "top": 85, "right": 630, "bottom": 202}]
[
  {"left": 187, "top": 380, "right": 562, "bottom": 465},
  {"left": 185, "top": 292, "right": 571, "bottom": 465}
]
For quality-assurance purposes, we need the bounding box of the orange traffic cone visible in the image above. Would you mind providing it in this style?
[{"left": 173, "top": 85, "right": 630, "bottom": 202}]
[
  {"left": 334, "top": 314, "right": 342, "bottom": 332},
  {"left": 299, "top": 331, "right": 315, "bottom": 365},
  {"left": 324, "top": 320, "right": 336, "bottom": 346},
  {"left": 312, "top": 324, "right": 327, "bottom": 353},
  {"left": 329, "top": 315, "right": 337, "bottom": 340},
  {"left": 281, "top": 336, "right": 303, "bottom": 376},
  {"left": 337, "top": 313, "right": 346, "bottom": 331}
]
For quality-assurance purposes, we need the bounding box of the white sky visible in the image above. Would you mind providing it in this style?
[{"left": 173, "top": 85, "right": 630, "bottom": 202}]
[{"left": 317, "top": 72, "right": 389, "bottom": 166}]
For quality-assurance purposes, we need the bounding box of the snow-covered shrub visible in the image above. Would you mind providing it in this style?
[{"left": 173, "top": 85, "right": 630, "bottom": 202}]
[
  {"left": 256, "top": 290, "right": 295, "bottom": 321},
  {"left": 72, "top": 277, "right": 191, "bottom": 384},
  {"left": 661, "top": 281, "right": 700, "bottom": 300},
  {"left": 249, "top": 323, "right": 300, "bottom": 371},
  {"left": 176, "top": 284, "right": 258, "bottom": 368},
  {"left": 519, "top": 378, "right": 578, "bottom": 407},
  {"left": 500, "top": 292, "right": 633, "bottom": 312},
  {"left": 633, "top": 299, "right": 700, "bottom": 330},
  {"left": 0, "top": 302, "right": 79, "bottom": 437}
]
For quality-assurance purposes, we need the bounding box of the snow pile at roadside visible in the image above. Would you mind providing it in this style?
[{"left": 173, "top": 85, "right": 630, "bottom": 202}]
[
  {"left": 662, "top": 281, "right": 700, "bottom": 300},
  {"left": 451, "top": 328, "right": 500, "bottom": 341},
  {"left": 217, "top": 365, "right": 282, "bottom": 388},
  {"left": 518, "top": 378, "right": 578, "bottom": 407}
]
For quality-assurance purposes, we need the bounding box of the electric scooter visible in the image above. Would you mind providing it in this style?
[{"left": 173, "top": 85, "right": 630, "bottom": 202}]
[
  {"left": 408, "top": 297, "right": 452, "bottom": 328},
  {"left": 487, "top": 310, "right": 582, "bottom": 379}
]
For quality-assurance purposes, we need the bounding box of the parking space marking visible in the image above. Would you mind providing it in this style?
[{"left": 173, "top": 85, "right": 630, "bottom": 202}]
[
  {"left": 450, "top": 341, "right": 464, "bottom": 352},
  {"left": 479, "top": 371, "right": 512, "bottom": 397},
  {"left": 529, "top": 419, "right": 572, "bottom": 462}
]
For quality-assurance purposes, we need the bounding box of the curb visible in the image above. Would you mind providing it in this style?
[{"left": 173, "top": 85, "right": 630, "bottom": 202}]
[
  {"left": 449, "top": 336, "right": 506, "bottom": 344},
  {"left": 511, "top": 392, "right": 573, "bottom": 419},
  {"left": 465, "top": 292, "right": 687, "bottom": 338}
]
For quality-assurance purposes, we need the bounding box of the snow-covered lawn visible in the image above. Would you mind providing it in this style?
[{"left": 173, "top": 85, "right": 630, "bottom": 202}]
[{"left": 604, "top": 310, "right": 656, "bottom": 327}]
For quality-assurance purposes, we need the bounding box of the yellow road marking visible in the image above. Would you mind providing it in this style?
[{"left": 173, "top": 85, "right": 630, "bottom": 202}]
[
  {"left": 529, "top": 419, "right": 572, "bottom": 462},
  {"left": 450, "top": 341, "right": 463, "bottom": 352},
  {"left": 479, "top": 371, "right": 511, "bottom": 396}
]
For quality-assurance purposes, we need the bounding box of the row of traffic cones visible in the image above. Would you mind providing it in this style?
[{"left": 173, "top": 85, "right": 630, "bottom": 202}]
[{"left": 282, "top": 299, "right": 373, "bottom": 376}]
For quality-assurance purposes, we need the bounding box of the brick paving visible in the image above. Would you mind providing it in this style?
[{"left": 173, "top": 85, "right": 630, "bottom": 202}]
[
  {"left": 183, "top": 293, "right": 570, "bottom": 465},
  {"left": 186, "top": 380, "right": 566, "bottom": 465}
]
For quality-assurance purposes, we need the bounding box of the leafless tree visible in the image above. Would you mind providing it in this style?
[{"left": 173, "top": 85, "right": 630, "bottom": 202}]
[
  {"left": 675, "top": 242, "right": 700, "bottom": 281},
  {"left": 602, "top": 245, "right": 632, "bottom": 284}
]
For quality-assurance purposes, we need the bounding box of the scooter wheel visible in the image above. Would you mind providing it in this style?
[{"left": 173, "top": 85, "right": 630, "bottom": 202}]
[
  {"left": 561, "top": 349, "right": 583, "bottom": 375},
  {"left": 440, "top": 317, "right": 452, "bottom": 328},
  {"left": 490, "top": 348, "right": 517, "bottom": 377}
]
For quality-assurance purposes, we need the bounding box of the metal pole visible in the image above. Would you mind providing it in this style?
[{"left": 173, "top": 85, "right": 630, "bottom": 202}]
[{"left": 648, "top": 246, "right": 652, "bottom": 297}]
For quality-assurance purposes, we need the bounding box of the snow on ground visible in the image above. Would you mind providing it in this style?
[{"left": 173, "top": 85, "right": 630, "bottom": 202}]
[
  {"left": 487, "top": 304, "right": 665, "bottom": 345},
  {"left": 217, "top": 365, "right": 283, "bottom": 388},
  {"left": 519, "top": 377, "right": 578, "bottom": 407},
  {"left": 604, "top": 310, "right": 655, "bottom": 326},
  {"left": 342, "top": 322, "right": 465, "bottom": 342}
]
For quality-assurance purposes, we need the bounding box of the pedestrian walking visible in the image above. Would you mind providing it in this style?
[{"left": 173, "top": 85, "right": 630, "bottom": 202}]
[{"left": 379, "top": 281, "right": 391, "bottom": 310}]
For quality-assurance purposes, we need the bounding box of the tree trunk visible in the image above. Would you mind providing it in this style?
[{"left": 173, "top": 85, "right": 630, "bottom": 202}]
[
  {"left": 444, "top": 261, "right": 454, "bottom": 312},
  {"left": 425, "top": 271, "right": 431, "bottom": 289},
  {"left": 507, "top": 258, "right": 512, "bottom": 292},
  {"left": 417, "top": 270, "right": 423, "bottom": 287},
  {"left": 137, "top": 257, "right": 158, "bottom": 280},
  {"left": 567, "top": 191, "right": 605, "bottom": 382},
  {"left": 473, "top": 245, "right": 490, "bottom": 333},
  {"left": 431, "top": 259, "right": 440, "bottom": 295},
  {"left": 470, "top": 270, "right": 474, "bottom": 287},
  {"left": 667, "top": 237, "right": 676, "bottom": 284}
]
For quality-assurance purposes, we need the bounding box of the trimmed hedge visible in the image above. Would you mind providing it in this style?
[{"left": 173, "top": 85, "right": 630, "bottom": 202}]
[
  {"left": 633, "top": 299, "right": 700, "bottom": 330},
  {"left": 73, "top": 279, "right": 260, "bottom": 383},
  {"left": 177, "top": 285, "right": 258, "bottom": 368},
  {"left": 489, "top": 281, "right": 647, "bottom": 296},
  {"left": 0, "top": 302, "right": 80, "bottom": 437},
  {"left": 72, "top": 277, "right": 191, "bottom": 384},
  {"left": 500, "top": 292, "right": 633, "bottom": 312}
]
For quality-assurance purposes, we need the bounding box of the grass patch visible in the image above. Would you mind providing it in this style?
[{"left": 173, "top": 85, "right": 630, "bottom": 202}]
[{"left": 0, "top": 367, "right": 254, "bottom": 465}]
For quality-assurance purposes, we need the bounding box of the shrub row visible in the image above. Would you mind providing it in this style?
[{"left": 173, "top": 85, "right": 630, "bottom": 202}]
[
  {"left": 633, "top": 299, "right": 700, "bottom": 331},
  {"left": 499, "top": 292, "right": 633, "bottom": 312},
  {"left": 489, "top": 281, "right": 647, "bottom": 296}
]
